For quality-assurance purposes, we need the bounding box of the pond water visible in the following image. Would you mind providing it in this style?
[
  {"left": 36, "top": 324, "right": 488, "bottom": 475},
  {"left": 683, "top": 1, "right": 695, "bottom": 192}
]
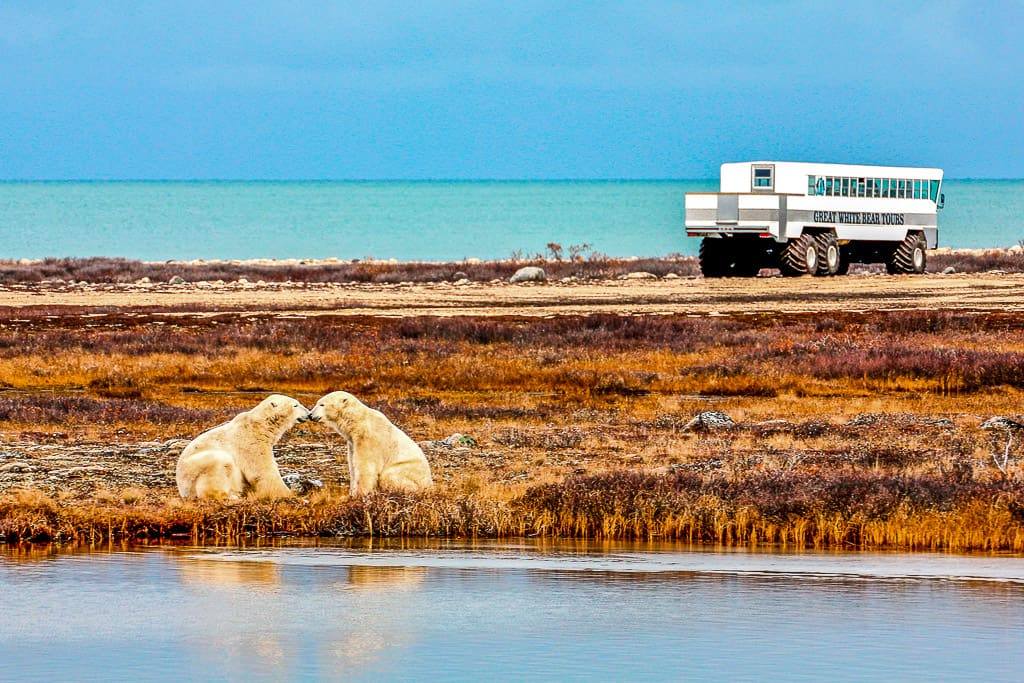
[{"left": 2, "top": 540, "right": 1023, "bottom": 682}]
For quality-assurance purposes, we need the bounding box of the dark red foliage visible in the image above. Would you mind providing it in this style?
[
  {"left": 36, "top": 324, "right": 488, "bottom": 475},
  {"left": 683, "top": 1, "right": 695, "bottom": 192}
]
[{"left": 0, "top": 395, "right": 225, "bottom": 425}]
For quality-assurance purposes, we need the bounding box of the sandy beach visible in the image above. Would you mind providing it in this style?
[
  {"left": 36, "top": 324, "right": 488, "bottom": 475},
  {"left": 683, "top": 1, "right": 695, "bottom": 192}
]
[{"left": 3, "top": 269, "right": 1024, "bottom": 317}]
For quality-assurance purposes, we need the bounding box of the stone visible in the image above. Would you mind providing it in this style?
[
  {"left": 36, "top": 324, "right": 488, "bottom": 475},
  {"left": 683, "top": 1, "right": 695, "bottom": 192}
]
[
  {"left": 281, "top": 472, "right": 324, "bottom": 495},
  {"left": 168, "top": 276, "right": 186, "bottom": 285},
  {"left": 442, "top": 433, "right": 477, "bottom": 447},
  {"left": 980, "top": 416, "right": 1024, "bottom": 432},
  {"left": 452, "top": 271, "right": 469, "bottom": 281},
  {"left": 424, "top": 433, "right": 478, "bottom": 449},
  {"left": 622, "top": 271, "right": 658, "bottom": 280},
  {"left": 510, "top": 266, "right": 546, "bottom": 283},
  {"left": 681, "top": 411, "right": 735, "bottom": 432},
  {"left": 942, "top": 267, "right": 956, "bottom": 274}
]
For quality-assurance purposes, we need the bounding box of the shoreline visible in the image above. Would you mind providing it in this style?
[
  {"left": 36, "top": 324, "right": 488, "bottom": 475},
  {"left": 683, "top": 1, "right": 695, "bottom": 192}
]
[{"left": 2, "top": 244, "right": 1022, "bottom": 269}]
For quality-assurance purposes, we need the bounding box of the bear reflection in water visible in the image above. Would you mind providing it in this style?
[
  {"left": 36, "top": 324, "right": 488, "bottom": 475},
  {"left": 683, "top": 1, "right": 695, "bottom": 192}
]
[
  {"left": 176, "top": 556, "right": 426, "bottom": 592},
  {"left": 174, "top": 554, "right": 427, "bottom": 676},
  {"left": 175, "top": 394, "right": 310, "bottom": 501},
  {"left": 309, "top": 390, "right": 433, "bottom": 496}
]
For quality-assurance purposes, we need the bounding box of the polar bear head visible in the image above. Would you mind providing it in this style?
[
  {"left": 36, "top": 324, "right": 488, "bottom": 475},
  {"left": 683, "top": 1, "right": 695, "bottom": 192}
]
[
  {"left": 250, "top": 394, "right": 311, "bottom": 436},
  {"left": 308, "top": 390, "right": 366, "bottom": 433}
]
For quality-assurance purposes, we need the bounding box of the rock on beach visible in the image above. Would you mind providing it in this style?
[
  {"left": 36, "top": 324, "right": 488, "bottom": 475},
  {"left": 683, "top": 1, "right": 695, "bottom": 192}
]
[{"left": 510, "top": 267, "right": 546, "bottom": 283}]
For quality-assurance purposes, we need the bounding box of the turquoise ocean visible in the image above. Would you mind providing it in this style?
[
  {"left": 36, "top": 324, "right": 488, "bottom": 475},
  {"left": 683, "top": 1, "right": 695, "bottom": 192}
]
[{"left": 1, "top": 180, "right": 1021, "bottom": 262}]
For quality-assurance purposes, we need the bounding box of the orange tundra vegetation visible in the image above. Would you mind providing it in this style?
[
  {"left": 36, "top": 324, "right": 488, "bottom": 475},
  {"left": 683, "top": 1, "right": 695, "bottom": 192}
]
[{"left": 1, "top": 307, "right": 1024, "bottom": 550}]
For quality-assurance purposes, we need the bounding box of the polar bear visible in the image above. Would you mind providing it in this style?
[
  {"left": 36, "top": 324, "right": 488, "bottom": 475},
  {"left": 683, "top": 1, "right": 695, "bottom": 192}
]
[
  {"left": 176, "top": 394, "right": 310, "bottom": 500},
  {"left": 309, "top": 391, "right": 433, "bottom": 496}
]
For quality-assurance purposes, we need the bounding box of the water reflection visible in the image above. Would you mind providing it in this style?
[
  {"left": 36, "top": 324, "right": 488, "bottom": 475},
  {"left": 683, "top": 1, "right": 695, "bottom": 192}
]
[
  {"left": 162, "top": 543, "right": 433, "bottom": 678},
  {"left": 2, "top": 540, "right": 1023, "bottom": 682},
  {"left": 177, "top": 557, "right": 282, "bottom": 586}
]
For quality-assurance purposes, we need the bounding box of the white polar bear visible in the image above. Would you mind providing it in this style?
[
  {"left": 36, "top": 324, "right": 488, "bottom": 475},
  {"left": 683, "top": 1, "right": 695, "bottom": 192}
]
[
  {"left": 176, "top": 394, "right": 310, "bottom": 500},
  {"left": 309, "top": 391, "right": 433, "bottom": 496}
]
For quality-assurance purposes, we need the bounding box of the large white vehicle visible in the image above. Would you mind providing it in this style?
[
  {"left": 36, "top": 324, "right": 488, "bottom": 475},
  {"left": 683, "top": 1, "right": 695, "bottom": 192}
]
[{"left": 685, "top": 161, "right": 944, "bottom": 276}]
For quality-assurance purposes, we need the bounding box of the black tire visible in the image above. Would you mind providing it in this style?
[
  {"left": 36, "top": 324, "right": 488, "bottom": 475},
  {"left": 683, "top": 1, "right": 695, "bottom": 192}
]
[
  {"left": 699, "top": 238, "right": 729, "bottom": 278},
  {"left": 815, "top": 232, "right": 841, "bottom": 276},
  {"left": 700, "top": 238, "right": 761, "bottom": 278},
  {"left": 886, "top": 233, "right": 927, "bottom": 274},
  {"left": 835, "top": 246, "right": 851, "bottom": 275},
  {"left": 779, "top": 233, "right": 818, "bottom": 276}
]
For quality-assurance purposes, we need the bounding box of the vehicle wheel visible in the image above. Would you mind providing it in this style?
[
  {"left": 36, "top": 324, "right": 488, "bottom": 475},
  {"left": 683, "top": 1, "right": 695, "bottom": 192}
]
[
  {"left": 815, "top": 232, "right": 841, "bottom": 276},
  {"left": 886, "top": 233, "right": 927, "bottom": 274},
  {"left": 700, "top": 238, "right": 760, "bottom": 278},
  {"left": 835, "top": 246, "right": 851, "bottom": 275},
  {"left": 779, "top": 233, "right": 818, "bottom": 276},
  {"left": 699, "top": 238, "right": 728, "bottom": 277}
]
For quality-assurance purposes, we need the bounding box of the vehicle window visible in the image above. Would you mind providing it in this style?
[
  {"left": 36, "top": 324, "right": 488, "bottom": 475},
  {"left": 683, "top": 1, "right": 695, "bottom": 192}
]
[{"left": 752, "top": 166, "right": 773, "bottom": 190}]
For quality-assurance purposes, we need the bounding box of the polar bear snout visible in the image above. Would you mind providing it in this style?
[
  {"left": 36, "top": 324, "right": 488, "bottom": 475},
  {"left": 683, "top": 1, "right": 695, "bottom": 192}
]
[
  {"left": 308, "top": 404, "right": 325, "bottom": 423},
  {"left": 296, "top": 410, "right": 311, "bottom": 423}
]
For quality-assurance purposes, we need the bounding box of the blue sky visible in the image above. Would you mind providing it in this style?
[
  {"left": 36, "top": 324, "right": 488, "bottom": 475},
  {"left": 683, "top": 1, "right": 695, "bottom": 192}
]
[{"left": 1, "top": 1, "right": 1020, "bottom": 179}]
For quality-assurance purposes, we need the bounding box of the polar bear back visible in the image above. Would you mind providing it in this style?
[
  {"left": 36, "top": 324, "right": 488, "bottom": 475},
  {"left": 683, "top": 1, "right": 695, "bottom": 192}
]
[
  {"left": 352, "top": 406, "right": 433, "bottom": 492},
  {"left": 360, "top": 407, "right": 427, "bottom": 466}
]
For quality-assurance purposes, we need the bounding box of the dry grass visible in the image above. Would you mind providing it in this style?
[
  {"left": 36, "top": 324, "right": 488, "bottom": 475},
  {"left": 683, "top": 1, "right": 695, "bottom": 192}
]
[
  {"left": 3, "top": 470, "right": 1022, "bottom": 552},
  {"left": 2, "top": 308, "right": 1024, "bottom": 549}
]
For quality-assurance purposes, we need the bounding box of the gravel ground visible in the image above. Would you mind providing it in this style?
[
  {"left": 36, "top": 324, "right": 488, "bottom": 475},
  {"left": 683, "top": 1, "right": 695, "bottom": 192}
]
[{"left": 1, "top": 271, "right": 1023, "bottom": 317}]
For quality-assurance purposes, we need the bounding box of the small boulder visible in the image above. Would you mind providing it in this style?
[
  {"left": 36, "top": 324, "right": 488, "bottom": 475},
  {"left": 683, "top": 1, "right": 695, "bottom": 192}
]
[
  {"left": 442, "top": 433, "right": 477, "bottom": 447},
  {"left": 424, "top": 433, "right": 478, "bottom": 449},
  {"left": 621, "top": 271, "right": 658, "bottom": 280},
  {"left": 682, "top": 411, "right": 735, "bottom": 432},
  {"left": 981, "top": 416, "right": 1024, "bottom": 432},
  {"left": 282, "top": 473, "right": 324, "bottom": 495},
  {"left": 168, "top": 276, "right": 186, "bottom": 285},
  {"left": 510, "top": 266, "right": 546, "bottom": 283},
  {"left": 452, "top": 271, "right": 469, "bottom": 281},
  {"left": 941, "top": 267, "right": 956, "bottom": 275}
]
